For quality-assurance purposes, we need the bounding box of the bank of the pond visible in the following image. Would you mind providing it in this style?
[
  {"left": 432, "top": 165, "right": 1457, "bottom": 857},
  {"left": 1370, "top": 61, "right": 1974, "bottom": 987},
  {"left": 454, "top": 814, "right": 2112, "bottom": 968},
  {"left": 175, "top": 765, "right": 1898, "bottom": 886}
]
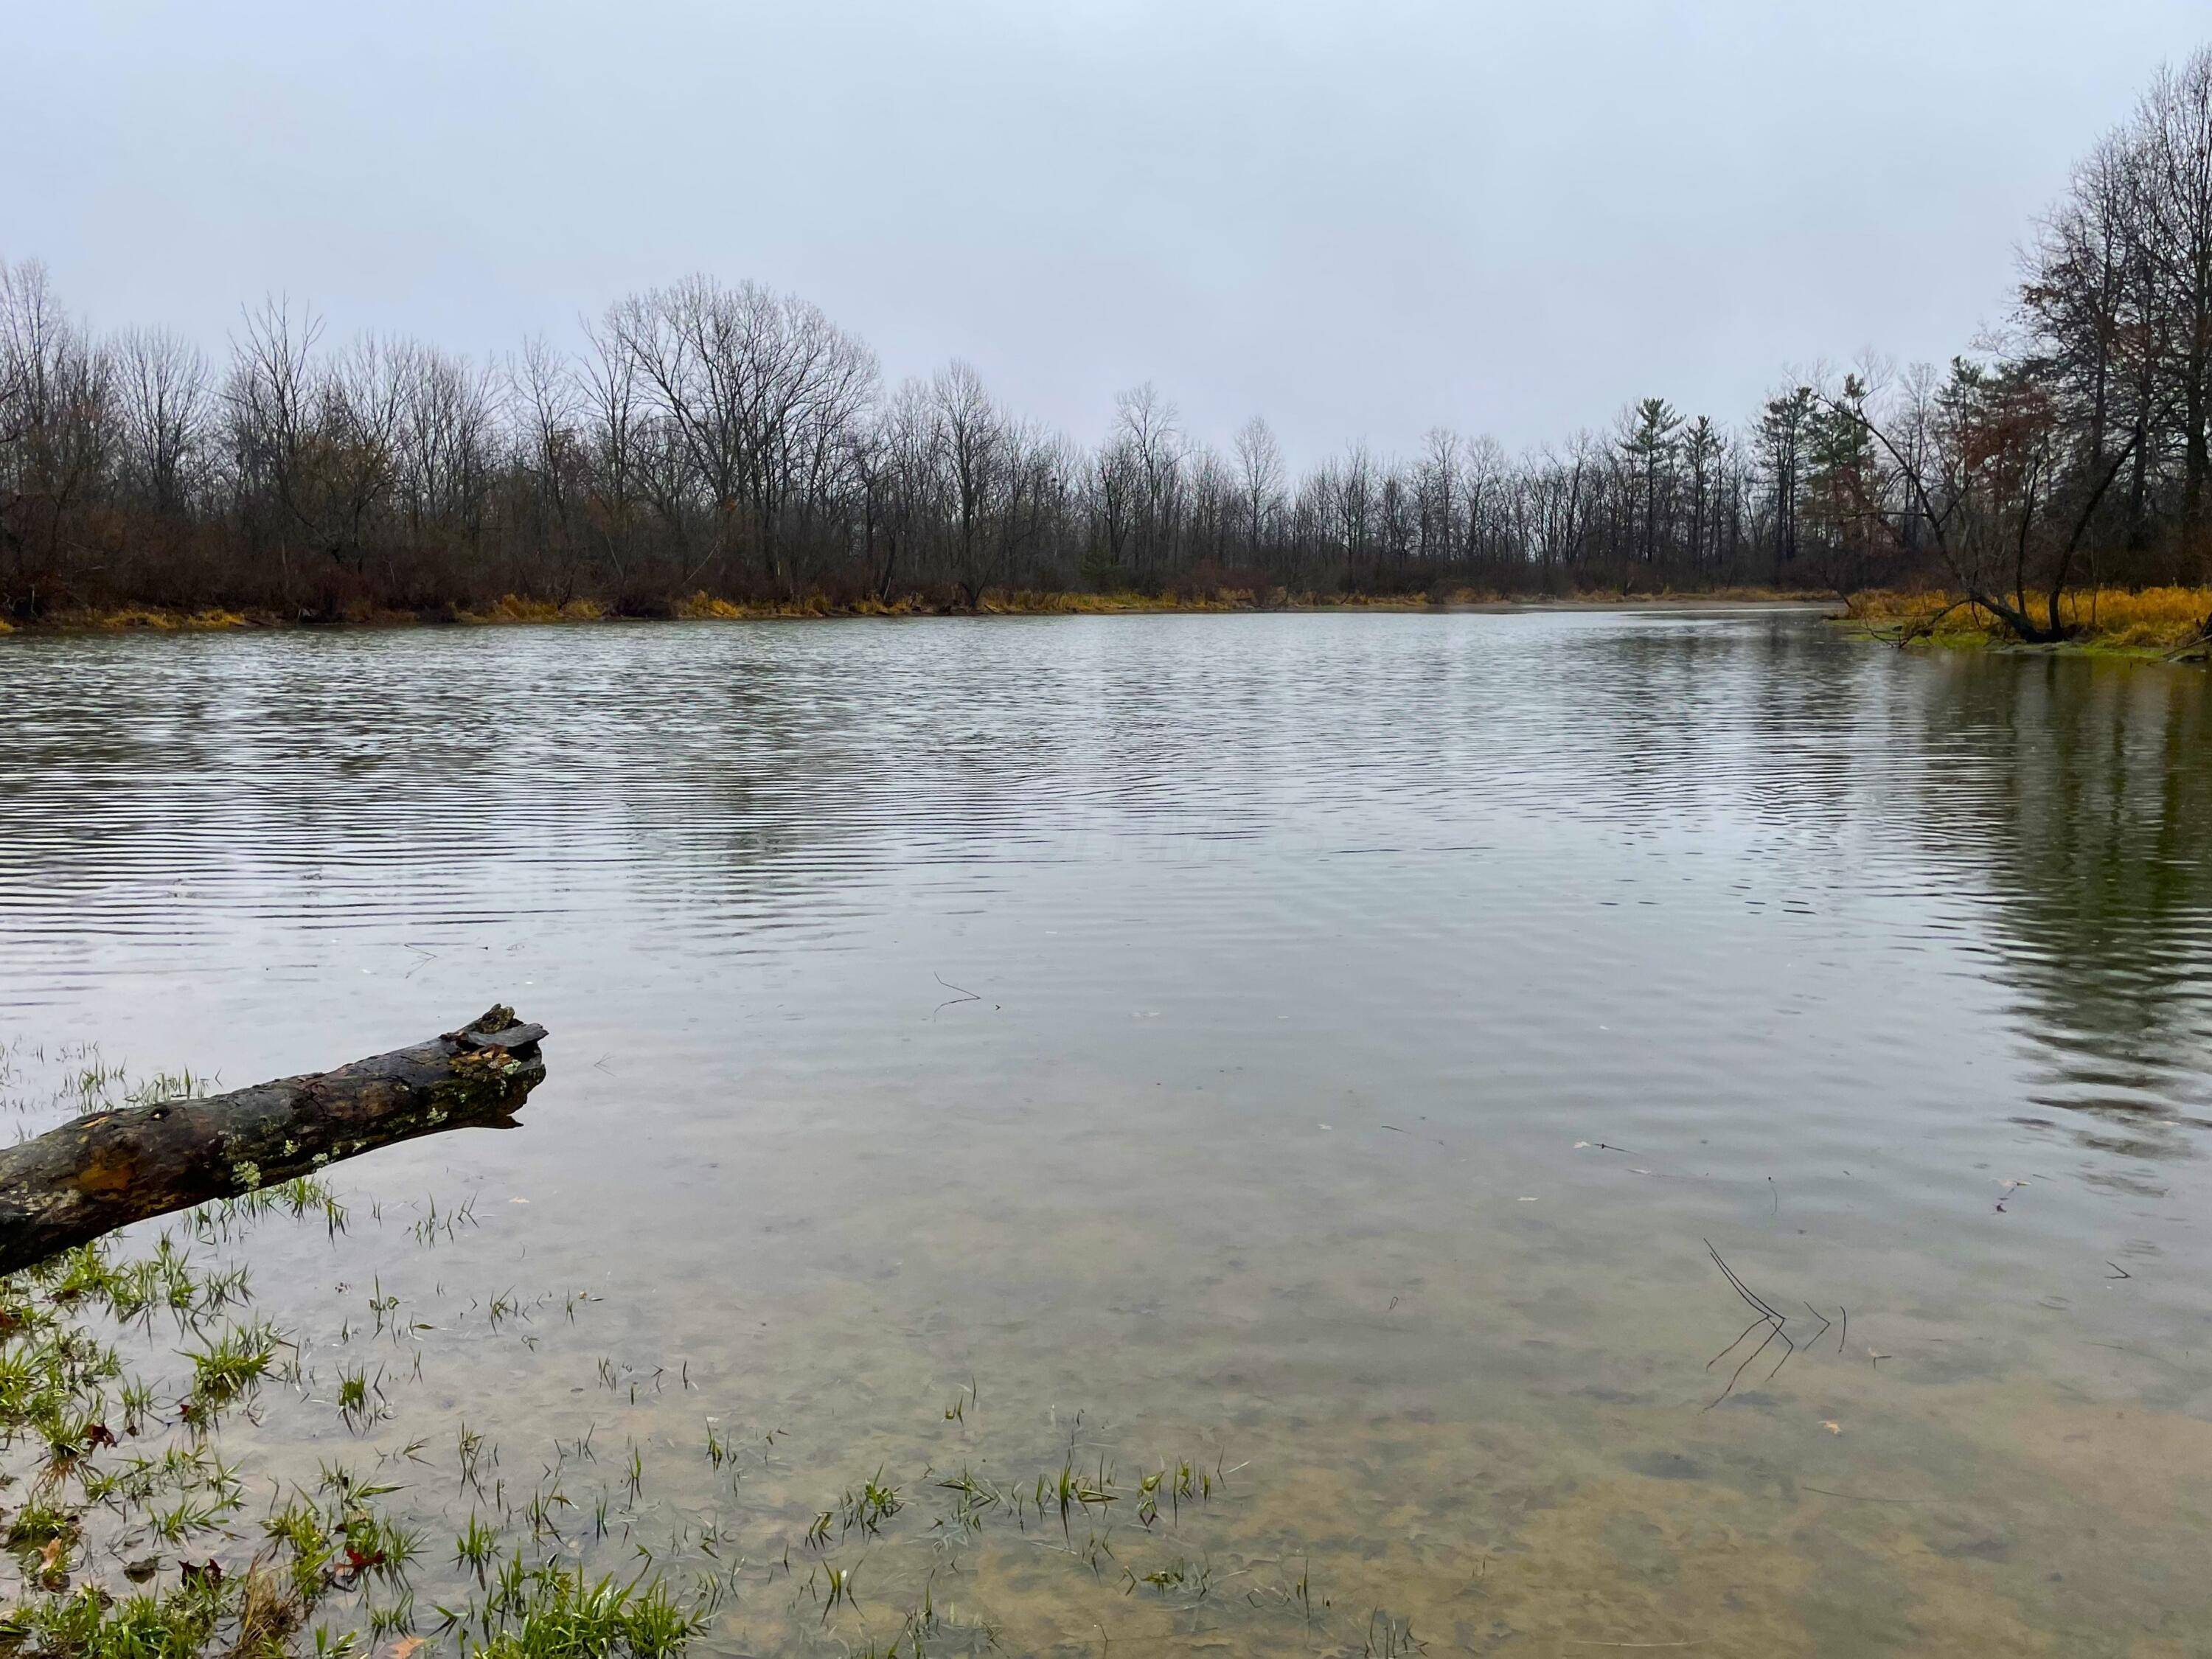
[
  {"left": 1840, "top": 586, "right": 2212, "bottom": 661},
  {"left": 0, "top": 586, "right": 1829, "bottom": 638}
]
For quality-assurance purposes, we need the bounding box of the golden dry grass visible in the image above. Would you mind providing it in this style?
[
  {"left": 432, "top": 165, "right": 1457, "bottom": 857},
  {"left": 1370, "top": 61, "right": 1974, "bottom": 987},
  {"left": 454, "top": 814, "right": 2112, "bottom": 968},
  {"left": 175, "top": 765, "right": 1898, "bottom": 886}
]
[
  {"left": 29, "top": 606, "right": 256, "bottom": 632},
  {"left": 459, "top": 594, "right": 608, "bottom": 624},
  {"left": 1847, "top": 587, "right": 2212, "bottom": 654},
  {"left": 675, "top": 591, "right": 874, "bottom": 619},
  {"left": 982, "top": 588, "right": 1259, "bottom": 613},
  {"left": 674, "top": 588, "right": 1270, "bottom": 618}
]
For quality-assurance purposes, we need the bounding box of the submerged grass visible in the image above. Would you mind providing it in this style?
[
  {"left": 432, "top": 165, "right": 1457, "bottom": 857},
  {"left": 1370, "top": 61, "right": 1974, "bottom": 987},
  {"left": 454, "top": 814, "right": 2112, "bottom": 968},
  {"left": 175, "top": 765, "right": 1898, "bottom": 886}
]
[
  {"left": 0, "top": 1205, "right": 1262, "bottom": 1659},
  {"left": 0, "top": 1048, "right": 1425, "bottom": 1659},
  {"left": 465, "top": 1563, "right": 700, "bottom": 1659},
  {"left": 0, "top": 1219, "right": 725, "bottom": 1659},
  {"left": 0, "top": 1044, "right": 728, "bottom": 1659}
]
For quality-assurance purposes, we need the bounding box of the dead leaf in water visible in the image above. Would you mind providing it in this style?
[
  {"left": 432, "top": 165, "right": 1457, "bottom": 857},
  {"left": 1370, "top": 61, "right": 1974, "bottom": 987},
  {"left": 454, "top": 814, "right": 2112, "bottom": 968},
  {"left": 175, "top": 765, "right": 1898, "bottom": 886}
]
[{"left": 1820, "top": 1421, "right": 1842, "bottom": 1435}]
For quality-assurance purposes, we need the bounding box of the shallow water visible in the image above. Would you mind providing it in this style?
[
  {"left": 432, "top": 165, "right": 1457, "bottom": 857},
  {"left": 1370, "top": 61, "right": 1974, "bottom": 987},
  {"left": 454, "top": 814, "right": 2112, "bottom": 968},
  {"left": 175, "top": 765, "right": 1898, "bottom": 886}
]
[{"left": 4, "top": 608, "right": 2212, "bottom": 1655}]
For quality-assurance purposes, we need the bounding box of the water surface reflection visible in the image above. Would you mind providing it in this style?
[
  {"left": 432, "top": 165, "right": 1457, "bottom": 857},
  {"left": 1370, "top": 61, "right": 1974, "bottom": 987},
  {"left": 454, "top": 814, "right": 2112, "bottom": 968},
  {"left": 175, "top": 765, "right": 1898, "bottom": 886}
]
[{"left": 1, "top": 611, "right": 2209, "bottom": 1654}]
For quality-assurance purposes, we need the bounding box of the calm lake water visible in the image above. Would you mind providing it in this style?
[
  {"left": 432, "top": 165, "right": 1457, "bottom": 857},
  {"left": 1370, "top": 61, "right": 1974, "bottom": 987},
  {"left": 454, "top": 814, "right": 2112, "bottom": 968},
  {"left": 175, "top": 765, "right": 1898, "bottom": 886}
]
[{"left": 3, "top": 608, "right": 2211, "bottom": 1655}]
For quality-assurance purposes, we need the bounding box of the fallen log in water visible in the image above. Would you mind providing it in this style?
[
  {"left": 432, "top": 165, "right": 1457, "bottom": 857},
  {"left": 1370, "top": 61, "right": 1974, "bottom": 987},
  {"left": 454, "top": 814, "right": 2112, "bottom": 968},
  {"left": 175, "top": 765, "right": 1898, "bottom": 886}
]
[{"left": 0, "top": 1006, "right": 547, "bottom": 1275}]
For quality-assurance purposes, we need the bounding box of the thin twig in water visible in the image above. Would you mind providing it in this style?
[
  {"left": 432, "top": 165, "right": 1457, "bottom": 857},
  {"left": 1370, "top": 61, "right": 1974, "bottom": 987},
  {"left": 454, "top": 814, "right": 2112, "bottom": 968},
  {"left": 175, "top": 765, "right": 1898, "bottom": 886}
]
[
  {"left": 1801, "top": 1486, "right": 1928, "bottom": 1504},
  {"left": 931, "top": 974, "right": 981, "bottom": 1018},
  {"left": 1708, "top": 1313, "right": 1771, "bottom": 1371},
  {"left": 1380, "top": 1123, "right": 1447, "bottom": 1147},
  {"left": 1702, "top": 1240, "right": 1797, "bottom": 1409},
  {"left": 1705, "top": 1242, "right": 1783, "bottom": 1324}
]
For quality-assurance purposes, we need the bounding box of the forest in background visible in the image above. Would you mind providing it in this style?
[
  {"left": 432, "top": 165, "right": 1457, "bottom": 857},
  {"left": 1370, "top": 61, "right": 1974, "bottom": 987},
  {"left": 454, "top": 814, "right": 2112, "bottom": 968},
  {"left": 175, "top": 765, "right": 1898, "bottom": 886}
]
[{"left": 2, "top": 47, "right": 2208, "bottom": 631}]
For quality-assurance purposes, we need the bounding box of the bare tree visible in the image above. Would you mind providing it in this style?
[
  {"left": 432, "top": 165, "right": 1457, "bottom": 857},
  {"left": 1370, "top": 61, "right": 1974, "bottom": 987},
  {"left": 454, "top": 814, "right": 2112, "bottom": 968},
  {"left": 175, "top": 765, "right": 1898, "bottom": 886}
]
[
  {"left": 931, "top": 361, "right": 1006, "bottom": 602},
  {"left": 0, "top": 258, "right": 114, "bottom": 605},
  {"left": 1115, "top": 383, "right": 1186, "bottom": 574},
  {"left": 1231, "top": 415, "right": 1284, "bottom": 562},
  {"left": 577, "top": 307, "right": 647, "bottom": 597},
  {"left": 114, "top": 327, "right": 209, "bottom": 518},
  {"left": 2133, "top": 48, "right": 2212, "bottom": 541}
]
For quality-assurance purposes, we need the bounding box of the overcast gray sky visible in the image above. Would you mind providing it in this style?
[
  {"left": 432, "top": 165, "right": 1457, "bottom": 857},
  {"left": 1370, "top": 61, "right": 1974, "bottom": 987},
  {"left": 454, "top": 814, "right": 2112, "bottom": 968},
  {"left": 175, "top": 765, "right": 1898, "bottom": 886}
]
[{"left": 7, "top": 1, "right": 2206, "bottom": 462}]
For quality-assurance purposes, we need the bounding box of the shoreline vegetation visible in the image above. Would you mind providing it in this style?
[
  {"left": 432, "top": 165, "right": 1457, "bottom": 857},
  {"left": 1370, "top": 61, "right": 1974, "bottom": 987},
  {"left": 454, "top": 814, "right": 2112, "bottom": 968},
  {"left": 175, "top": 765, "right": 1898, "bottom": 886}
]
[
  {"left": 0, "top": 585, "right": 1827, "bottom": 636},
  {"left": 5, "top": 48, "right": 2211, "bottom": 641},
  {"left": 4, "top": 584, "right": 2208, "bottom": 662},
  {"left": 1840, "top": 585, "right": 2212, "bottom": 660}
]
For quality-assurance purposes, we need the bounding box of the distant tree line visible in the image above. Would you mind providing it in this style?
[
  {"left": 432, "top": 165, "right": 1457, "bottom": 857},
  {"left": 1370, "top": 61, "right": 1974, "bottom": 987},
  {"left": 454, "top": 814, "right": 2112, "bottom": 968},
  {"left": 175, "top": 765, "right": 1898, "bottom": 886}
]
[{"left": 2, "top": 46, "right": 2207, "bottom": 625}]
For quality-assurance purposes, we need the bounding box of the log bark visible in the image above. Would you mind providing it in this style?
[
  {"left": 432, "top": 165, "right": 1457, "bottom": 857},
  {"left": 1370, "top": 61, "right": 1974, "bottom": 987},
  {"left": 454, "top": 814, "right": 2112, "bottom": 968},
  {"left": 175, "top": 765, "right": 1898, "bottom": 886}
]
[{"left": 0, "top": 1006, "right": 547, "bottom": 1275}]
